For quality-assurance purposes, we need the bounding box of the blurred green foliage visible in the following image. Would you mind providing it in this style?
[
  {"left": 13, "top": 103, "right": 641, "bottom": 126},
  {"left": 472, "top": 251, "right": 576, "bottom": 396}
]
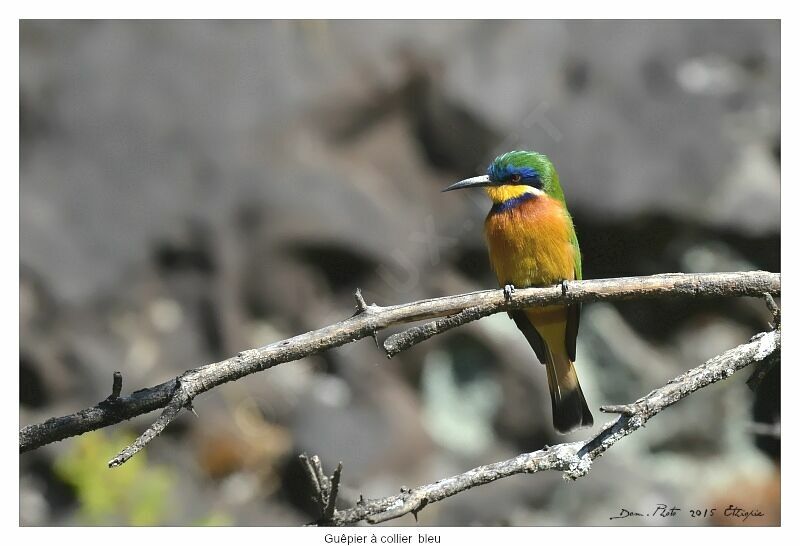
[
  {"left": 53, "top": 430, "right": 176, "bottom": 525},
  {"left": 53, "top": 430, "right": 234, "bottom": 525}
]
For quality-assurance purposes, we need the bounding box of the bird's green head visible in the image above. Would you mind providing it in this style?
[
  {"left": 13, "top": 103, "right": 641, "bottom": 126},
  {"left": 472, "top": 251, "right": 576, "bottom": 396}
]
[{"left": 443, "top": 150, "right": 564, "bottom": 204}]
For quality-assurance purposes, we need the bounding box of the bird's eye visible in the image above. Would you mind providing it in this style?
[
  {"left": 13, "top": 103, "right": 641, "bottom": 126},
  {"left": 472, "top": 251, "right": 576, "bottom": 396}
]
[{"left": 509, "top": 174, "right": 522, "bottom": 183}]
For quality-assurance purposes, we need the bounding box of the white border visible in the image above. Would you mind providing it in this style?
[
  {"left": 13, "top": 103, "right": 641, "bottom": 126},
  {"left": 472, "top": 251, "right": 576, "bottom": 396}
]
[{"left": 6, "top": 5, "right": 791, "bottom": 544}]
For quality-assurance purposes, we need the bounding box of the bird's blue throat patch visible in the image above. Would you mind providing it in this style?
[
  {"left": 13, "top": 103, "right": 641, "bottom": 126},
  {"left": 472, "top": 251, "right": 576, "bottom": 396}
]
[{"left": 490, "top": 192, "right": 537, "bottom": 214}]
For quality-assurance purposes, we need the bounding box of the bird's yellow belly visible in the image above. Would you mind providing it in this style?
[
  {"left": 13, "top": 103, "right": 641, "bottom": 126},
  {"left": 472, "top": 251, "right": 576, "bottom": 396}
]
[{"left": 484, "top": 196, "right": 576, "bottom": 288}]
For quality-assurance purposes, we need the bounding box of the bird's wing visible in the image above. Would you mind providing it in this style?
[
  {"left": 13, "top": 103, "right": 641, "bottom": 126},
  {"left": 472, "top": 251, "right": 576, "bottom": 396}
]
[
  {"left": 569, "top": 221, "right": 582, "bottom": 281},
  {"left": 509, "top": 311, "right": 547, "bottom": 365},
  {"left": 565, "top": 230, "right": 582, "bottom": 361},
  {"left": 565, "top": 302, "right": 580, "bottom": 362}
]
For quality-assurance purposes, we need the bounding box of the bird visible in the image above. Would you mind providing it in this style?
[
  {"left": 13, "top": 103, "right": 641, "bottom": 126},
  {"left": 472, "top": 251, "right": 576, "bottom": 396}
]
[{"left": 443, "top": 150, "right": 593, "bottom": 433}]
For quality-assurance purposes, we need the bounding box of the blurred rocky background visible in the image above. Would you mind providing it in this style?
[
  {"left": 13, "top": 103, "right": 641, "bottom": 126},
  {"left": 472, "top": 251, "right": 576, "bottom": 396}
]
[{"left": 20, "top": 20, "right": 780, "bottom": 526}]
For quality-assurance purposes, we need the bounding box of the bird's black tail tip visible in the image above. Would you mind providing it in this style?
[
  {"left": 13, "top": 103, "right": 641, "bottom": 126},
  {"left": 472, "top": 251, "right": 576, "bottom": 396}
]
[{"left": 552, "top": 386, "right": 594, "bottom": 434}]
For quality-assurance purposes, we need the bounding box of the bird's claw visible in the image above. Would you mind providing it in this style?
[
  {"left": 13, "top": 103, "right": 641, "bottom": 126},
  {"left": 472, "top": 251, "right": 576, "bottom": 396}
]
[{"left": 503, "top": 284, "right": 516, "bottom": 301}]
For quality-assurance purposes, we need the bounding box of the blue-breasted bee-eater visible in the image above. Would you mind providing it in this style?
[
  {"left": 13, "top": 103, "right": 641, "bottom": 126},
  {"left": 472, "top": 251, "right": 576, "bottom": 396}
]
[{"left": 443, "top": 150, "right": 593, "bottom": 433}]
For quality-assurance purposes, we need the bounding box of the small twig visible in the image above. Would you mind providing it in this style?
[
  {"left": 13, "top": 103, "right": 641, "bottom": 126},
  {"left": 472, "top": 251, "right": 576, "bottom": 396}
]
[
  {"left": 97, "top": 371, "right": 124, "bottom": 408},
  {"left": 300, "top": 453, "right": 344, "bottom": 524},
  {"left": 108, "top": 390, "right": 188, "bottom": 467},
  {"left": 311, "top": 455, "right": 330, "bottom": 497},
  {"left": 185, "top": 401, "right": 199, "bottom": 418},
  {"left": 323, "top": 462, "right": 343, "bottom": 522},
  {"left": 353, "top": 288, "right": 379, "bottom": 347},
  {"left": 352, "top": 288, "right": 369, "bottom": 315},
  {"left": 299, "top": 453, "right": 326, "bottom": 510},
  {"left": 383, "top": 306, "right": 485, "bottom": 358},
  {"left": 109, "top": 371, "right": 122, "bottom": 400},
  {"left": 746, "top": 297, "right": 781, "bottom": 392},
  {"left": 763, "top": 292, "right": 780, "bottom": 328}
]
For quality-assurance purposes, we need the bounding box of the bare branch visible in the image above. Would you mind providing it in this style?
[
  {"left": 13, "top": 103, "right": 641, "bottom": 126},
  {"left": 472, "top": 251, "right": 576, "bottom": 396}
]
[
  {"left": 319, "top": 327, "right": 780, "bottom": 525},
  {"left": 382, "top": 270, "right": 779, "bottom": 358},
  {"left": 20, "top": 379, "right": 179, "bottom": 453},
  {"left": 19, "top": 271, "right": 780, "bottom": 465},
  {"left": 383, "top": 305, "right": 485, "bottom": 358}
]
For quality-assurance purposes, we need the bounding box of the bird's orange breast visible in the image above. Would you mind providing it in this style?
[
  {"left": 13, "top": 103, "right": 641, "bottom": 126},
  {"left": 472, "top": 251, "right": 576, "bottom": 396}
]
[{"left": 484, "top": 194, "right": 576, "bottom": 288}]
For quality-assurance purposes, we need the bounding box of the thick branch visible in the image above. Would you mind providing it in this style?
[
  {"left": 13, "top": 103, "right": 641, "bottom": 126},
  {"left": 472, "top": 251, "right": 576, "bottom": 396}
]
[
  {"left": 320, "top": 327, "right": 780, "bottom": 525},
  {"left": 18, "top": 271, "right": 779, "bottom": 465},
  {"left": 19, "top": 378, "right": 178, "bottom": 453}
]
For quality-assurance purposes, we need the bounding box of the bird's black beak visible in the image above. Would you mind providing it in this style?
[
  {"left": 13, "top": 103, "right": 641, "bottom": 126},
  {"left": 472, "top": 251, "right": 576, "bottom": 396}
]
[{"left": 442, "top": 175, "right": 491, "bottom": 192}]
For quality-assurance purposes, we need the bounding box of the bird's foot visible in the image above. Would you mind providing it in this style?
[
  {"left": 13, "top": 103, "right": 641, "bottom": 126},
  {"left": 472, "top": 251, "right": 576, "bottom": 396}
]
[{"left": 503, "top": 284, "right": 516, "bottom": 301}]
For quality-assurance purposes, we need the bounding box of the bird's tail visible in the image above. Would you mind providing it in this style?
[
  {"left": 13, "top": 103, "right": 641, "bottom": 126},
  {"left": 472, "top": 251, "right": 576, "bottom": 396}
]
[{"left": 542, "top": 344, "right": 594, "bottom": 434}]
